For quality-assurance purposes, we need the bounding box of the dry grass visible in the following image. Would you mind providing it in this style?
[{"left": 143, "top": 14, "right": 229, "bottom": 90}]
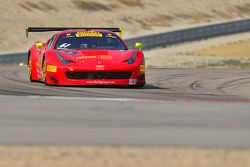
[
  {"left": 2, "top": 0, "right": 250, "bottom": 52},
  {"left": 122, "top": 14, "right": 172, "bottom": 29},
  {"left": 191, "top": 39, "right": 250, "bottom": 58},
  {"left": 185, "top": 39, "right": 250, "bottom": 68},
  {"left": 118, "top": 0, "right": 144, "bottom": 7},
  {"left": 0, "top": 146, "right": 250, "bottom": 167},
  {"left": 198, "top": 59, "right": 250, "bottom": 68},
  {"left": 19, "top": 1, "right": 57, "bottom": 12},
  {"left": 72, "top": 0, "right": 112, "bottom": 11},
  {"left": 174, "top": 12, "right": 213, "bottom": 24},
  {"left": 211, "top": 10, "right": 233, "bottom": 19},
  {"left": 148, "top": 14, "right": 173, "bottom": 27},
  {"left": 234, "top": 3, "right": 250, "bottom": 15}
]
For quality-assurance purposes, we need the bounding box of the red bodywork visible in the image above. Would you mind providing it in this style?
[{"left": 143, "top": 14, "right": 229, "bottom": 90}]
[{"left": 28, "top": 29, "right": 145, "bottom": 87}]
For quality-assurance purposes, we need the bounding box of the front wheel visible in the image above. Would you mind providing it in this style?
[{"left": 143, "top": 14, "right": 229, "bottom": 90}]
[
  {"left": 42, "top": 58, "right": 48, "bottom": 85},
  {"left": 28, "top": 55, "right": 35, "bottom": 82}
]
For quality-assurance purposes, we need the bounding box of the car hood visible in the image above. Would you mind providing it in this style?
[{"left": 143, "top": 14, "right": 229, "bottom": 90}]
[{"left": 57, "top": 50, "right": 133, "bottom": 64}]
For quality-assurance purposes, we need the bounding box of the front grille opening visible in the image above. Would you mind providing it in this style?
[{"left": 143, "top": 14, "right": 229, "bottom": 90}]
[{"left": 65, "top": 72, "right": 132, "bottom": 80}]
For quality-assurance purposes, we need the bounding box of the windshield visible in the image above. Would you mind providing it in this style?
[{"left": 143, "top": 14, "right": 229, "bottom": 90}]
[{"left": 55, "top": 31, "right": 127, "bottom": 50}]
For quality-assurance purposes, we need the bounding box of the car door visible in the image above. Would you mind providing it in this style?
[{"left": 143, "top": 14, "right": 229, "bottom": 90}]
[{"left": 37, "top": 35, "right": 57, "bottom": 78}]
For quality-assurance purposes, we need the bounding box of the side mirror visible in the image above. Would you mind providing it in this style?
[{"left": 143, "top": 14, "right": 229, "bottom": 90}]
[
  {"left": 35, "top": 42, "right": 44, "bottom": 49},
  {"left": 135, "top": 43, "right": 143, "bottom": 50}
]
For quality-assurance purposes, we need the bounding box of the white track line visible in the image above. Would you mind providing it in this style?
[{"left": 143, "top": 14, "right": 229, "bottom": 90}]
[
  {"left": 1, "top": 94, "right": 250, "bottom": 104},
  {"left": 0, "top": 95, "right": 138, "bottom": 102}
]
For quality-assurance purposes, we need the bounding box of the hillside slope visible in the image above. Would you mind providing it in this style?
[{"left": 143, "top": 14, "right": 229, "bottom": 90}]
[{"left": 1, "top": 0, "right": 250, "bottom": 52}]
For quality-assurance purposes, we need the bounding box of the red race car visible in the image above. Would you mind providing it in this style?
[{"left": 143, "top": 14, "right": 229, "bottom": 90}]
[{"left": 26, "top": 27, "right": 145, "bottom": 87}]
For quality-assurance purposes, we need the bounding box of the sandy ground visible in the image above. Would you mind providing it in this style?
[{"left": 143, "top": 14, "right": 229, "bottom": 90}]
[
  {"left": 0, "top": 146, "right": 249, "bottom": 167},
  {"left": 144, "top": 32, "right": 250, "bottom": 68},
  {"left": 1, "top": 0, "right": 250, "bottom": 52},
  {"left": 192, "top": 39, "right": 250, "bottom": 58}
]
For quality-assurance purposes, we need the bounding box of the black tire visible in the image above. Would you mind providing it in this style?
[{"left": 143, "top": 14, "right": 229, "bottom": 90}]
[
  {"left": 28, "top": 54, "right": 35, "bottom": 82},
  {"left": 129, "top": 84, "right": 145, "bottom": 88},
  {"left": 42, "top": 57, "right": 48, "bottom": 85}
]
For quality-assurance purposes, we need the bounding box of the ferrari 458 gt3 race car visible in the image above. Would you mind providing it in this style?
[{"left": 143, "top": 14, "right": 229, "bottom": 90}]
[{"left": 26, "top": 27, "right": 145, "bottom": 87}]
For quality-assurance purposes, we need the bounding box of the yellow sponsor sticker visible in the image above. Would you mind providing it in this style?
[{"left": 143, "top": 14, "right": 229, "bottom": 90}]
[
  {"left": 76, "top": 32, "right": 103, "bottom": 37},
  {"left": 47, "top": 65, "right": 57, "bottom": 72},
  {"left": 100, "top": 55, "right": 112, "bottom": 60},
  {"left": 76, "top": 56, "right": 97, "bottom": 59},
  {"left": 140, "top": 65, "right": 145, "bottom": 72},
  {"left": 76, "top": 55, "right": 112, "bottom": 60}
]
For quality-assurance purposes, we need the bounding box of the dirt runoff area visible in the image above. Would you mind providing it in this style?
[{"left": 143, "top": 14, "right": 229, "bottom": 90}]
[
  {"left": 1, "top": 0, "right": 250, "bottom": 52},
  {"left": 0, "top": 146, "right": 249, "bottom": 167}
]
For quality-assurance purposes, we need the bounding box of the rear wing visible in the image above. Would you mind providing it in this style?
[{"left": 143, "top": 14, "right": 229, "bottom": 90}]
[{"left": 26, "top": 27, "right": 123, "bottom": 38}]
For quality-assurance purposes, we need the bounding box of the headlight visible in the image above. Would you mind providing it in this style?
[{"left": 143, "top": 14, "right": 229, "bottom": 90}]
[
  {"left": 127, "top": 52, "right": 137, "bottom": 64},
  {"left": 55, "top": 52, "right": 72, "bottom": 65}
]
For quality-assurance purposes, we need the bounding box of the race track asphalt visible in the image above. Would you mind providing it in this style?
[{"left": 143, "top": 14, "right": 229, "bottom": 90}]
[{"left": 0, "top": 66, "right": 250, "bottom": 148}]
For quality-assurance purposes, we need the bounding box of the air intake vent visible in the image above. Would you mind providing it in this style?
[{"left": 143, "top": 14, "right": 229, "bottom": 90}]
[{"left": 65, "top": 72, "right": 132, "bottom": 80}]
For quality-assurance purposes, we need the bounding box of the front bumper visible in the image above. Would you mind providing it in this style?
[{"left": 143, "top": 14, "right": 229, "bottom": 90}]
[{"left": 45, "top": 65, "right": 145, "bottom": 86}]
